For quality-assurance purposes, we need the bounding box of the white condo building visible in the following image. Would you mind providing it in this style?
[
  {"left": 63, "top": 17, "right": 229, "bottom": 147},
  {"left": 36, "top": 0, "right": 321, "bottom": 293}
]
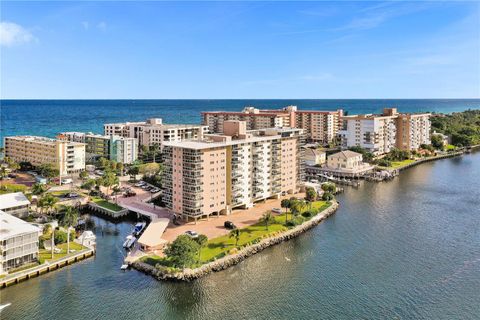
[
  {"left": 0, "top": 210, "right": 40, "bottom": 275},
  {"left": 104, "top": 118, "right": 208, "bottom": 149}
]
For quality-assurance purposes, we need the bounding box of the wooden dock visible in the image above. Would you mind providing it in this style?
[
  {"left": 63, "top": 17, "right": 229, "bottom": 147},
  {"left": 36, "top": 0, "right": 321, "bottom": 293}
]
[{"left": 0, "top": 248, "right": 95, "bottom": 289}]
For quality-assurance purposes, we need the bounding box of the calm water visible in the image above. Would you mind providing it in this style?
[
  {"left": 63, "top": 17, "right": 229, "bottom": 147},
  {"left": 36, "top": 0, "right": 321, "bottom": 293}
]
[
  {"left": 1, "top": 152, "right": 479, "bottom": 319},
  {"left": 1, "top": 99, "right": 480, "bottom": 143}
]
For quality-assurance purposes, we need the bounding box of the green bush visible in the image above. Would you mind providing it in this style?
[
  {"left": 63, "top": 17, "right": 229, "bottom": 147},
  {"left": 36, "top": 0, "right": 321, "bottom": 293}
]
[
  {"left": 322, "top": 192, "right": 334, "bottom": 201},
  {"left": 302, "top": 210, "right": 314, "bottom": 218}
]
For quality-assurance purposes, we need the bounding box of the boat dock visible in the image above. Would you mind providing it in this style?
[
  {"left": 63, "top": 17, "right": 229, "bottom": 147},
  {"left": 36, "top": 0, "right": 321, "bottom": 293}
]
[{"left": 0, "top": 248, "right": 95, "bottom": 289}]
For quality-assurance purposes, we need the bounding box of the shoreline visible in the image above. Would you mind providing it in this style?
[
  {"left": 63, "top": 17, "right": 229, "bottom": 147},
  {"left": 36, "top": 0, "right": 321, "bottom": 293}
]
[{"left": 131, "top": 201, "right": 339, "bottom": 281}]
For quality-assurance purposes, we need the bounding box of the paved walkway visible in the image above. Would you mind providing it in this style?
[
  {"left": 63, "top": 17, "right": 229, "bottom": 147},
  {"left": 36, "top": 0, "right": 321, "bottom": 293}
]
[{"left": 161, "top": 193, "right": 305, "bottom": 242}]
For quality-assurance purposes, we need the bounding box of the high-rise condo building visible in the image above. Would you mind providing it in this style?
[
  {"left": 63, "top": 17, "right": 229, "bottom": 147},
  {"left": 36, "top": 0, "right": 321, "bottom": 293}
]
[
  {"left": 338, "top": 108, "right": 431, "bottom": 155},
  {"left": 58, "top": 132, "right": 138, "bottom": 164},
  {"left": 103, "top": 118, "right": 208, "bottom": 149},
  {"left": 202, "top": 106, "right": 343, "bottom": 144},
  {"left": 4, "top": 136, "right": 85, "bottom": 175},
  {"left": 163, "top": 120, "right": 304, "bottom": 221}
]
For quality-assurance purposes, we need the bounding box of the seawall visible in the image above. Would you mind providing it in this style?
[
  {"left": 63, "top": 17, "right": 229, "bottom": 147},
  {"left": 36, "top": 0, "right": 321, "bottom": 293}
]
[{"left": 132, "top": 201, "right": 339, "bottom": 281}]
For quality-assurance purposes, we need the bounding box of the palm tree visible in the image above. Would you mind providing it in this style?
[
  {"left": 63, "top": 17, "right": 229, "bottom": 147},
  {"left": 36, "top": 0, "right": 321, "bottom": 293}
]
[
  {"left": 152, "top": 143, "right": 160, "bottom": 163},
  {"left": 195, "top": 234, "right": 208, "bottom": 263},
  {"left": 229, "top": 229, "right": 241, "bottom": 247},
  {"left": 31, "top": 183, "right": 46, "bottom": 195},
  {"left": 62, "top": 205, "right": 79, "bottom": 228},
  {"left": 259, "top": 212, "right": 275, "bottom": 231},
  {"left": 281, "top": 199, "right": 291, "bottom": 224},
  {"left": 41, "top": 193, "right": 58, "bottom": 217}
]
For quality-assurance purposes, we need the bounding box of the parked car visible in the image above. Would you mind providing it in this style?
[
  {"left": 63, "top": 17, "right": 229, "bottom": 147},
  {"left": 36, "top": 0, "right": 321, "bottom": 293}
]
[
  {"left": 184, "top": 230, "right": 199, "bottom": 238},
  {"left": 61, "top": 178, "right": 73, "bottom": 185},
  {"left": 124, "top": 191, "right": 136, "bottom": 198},
  {"left": 67, "top": 192, "right": 79, "bottom": 198},
  {"left": 271, "top": 208, "right": 282, "bottom": 214},
  {"left": 141, "top": 185, "right": 151, "bottom": 190},
  {"left": 150, "top": 188, "right": 160, "bottom": 193},
  {"left": 224, "top": 221, "right": 236, "bottom": 229},
  {"left": 135, "top": 181, "right": 146, "bottom": 187},
  {"left": 95, "top": 170, "right": 104, "bottom": 176}
]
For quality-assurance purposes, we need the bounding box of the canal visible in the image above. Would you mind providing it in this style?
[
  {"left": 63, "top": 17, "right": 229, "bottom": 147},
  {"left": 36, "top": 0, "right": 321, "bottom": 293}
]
[{"left": 1, "top": 152, "right": 479, "bottom": 319}]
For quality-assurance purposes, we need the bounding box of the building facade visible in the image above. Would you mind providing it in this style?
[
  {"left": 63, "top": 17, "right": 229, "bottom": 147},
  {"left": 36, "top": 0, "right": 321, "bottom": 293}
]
[
  {"left": 0, "top": 210, "right": 40, "bottom": 275},
  {"left": 103, "top": 118, "right": 208, "bottom": 149},
  {"left": 338, "top": 108, "right": 431, "bottom": 155},
  {"left": 202, "top": 106, "right": 342, "bottom": 144},
  {"left": 58, "top": 132, "right": 138, "bottom": 164},
  {"left": 163, "top": 121, "right": 304, "bottom": 221},
  {"left": 4, "top": 136, "right": 85, "bottom": 175}
]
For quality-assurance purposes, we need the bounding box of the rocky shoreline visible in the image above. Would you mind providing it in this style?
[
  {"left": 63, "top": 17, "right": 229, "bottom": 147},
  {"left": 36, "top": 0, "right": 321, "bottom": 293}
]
[{"left": 131, "top": 201, "right": 339, "bottom": 281}]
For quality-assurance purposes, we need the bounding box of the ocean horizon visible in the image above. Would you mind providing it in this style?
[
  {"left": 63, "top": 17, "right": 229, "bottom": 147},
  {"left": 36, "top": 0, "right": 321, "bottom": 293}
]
[{"left": 1, "top": 99, "right": 479, "bottom": 144}]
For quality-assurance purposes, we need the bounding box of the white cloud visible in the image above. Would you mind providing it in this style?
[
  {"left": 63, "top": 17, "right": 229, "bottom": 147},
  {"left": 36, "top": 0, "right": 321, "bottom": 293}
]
[
  {"left": 97, "top": 21, "right": 107, "bottom": 32},
  {"left": 0, "top": 21, "right": 36, "bottom": 47}
]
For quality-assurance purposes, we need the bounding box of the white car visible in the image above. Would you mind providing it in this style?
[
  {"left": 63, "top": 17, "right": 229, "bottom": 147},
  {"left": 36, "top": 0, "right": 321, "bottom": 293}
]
[
  {"left": 184, "top": 230, "right": 199, "bottom": 238},
  {"left": 61, "top": 178, "right": 73, "bottom": 184},
  {"left": 271, "top": 208, "right": 282, "bottom": 214}
]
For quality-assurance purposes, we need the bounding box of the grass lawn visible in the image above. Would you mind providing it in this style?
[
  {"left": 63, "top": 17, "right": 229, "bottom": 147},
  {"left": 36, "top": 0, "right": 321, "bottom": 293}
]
[
  {"left": 91, "top": 196, "right": 124, "bottom": 212},
  {"left": 390, "top": 159, "right": 416, "bottom": 168},
  {"left": 0, "top": 182, "right": 27, "bottom": 195},
  {"left": 39, "top": 242, "right": 85, "bottom": 264},
  {"left": 445, "top": 144, "right": 456, "bottom": 151}
]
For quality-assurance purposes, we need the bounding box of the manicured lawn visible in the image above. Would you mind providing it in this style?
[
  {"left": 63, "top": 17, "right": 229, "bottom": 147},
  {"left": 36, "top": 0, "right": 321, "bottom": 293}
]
[
  {"left": 0, "top": 182, "right": 27, "bottom": 195},
  {"left": 390, "top": 159, "right": 415, "bottom": 168},
  {"left": 446, "top": 144, "right": 456, "bottom": 151},
  {"left": 91, "top": 197, "right": 124, "bottom": 212},
  {"left": 39, "top": 242, "right": 85, "bottom": 264}
]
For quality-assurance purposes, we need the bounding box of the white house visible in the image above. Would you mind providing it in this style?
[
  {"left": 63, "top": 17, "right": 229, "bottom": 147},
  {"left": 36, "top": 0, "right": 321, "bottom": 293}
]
[{"left": 302, "top": 148, "right": 326, "bottom": 166}]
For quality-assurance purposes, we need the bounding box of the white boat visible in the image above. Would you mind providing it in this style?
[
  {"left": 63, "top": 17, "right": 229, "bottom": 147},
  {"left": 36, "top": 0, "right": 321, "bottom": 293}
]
[
  {"left": 123, "top": 235, "right": 136, "bottom": 249},
  {"left": 120, "top": 264, "right": 129, "bottom": 270},
  {"left": 133, "top": 222, "right": 146, "bottom": 236}
]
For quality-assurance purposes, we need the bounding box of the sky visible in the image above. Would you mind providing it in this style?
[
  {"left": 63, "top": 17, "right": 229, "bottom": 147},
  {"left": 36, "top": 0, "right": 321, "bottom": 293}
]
[{"left": 0, "top": 1, "right": 479, "bottom": 99}]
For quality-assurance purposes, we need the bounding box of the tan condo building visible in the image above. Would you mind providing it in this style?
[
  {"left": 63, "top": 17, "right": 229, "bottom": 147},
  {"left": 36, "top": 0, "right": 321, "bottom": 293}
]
[
  {"left": 202, "top": 106, "right": 342, "bottom": 144},
  {"left": 338, "top": 108, "right": 430, "bottom": 155},
  {"left": 104, "top": 118, "right": 208, "bottom": 149},
  {"left": 163, "top": 120, "right": 304, "bottom": 221},
  {"left": 4, "top": 136, "right": 85, "bottom": 175}
]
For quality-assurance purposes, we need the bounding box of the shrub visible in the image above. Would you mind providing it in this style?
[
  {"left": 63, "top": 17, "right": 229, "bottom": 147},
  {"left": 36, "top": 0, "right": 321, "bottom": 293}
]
[
  {"left": 322, "top": 192, "right": 334, "bottom": 201},
  {"left": 302, "top": 210, "right": 314, "bottom": 218}
]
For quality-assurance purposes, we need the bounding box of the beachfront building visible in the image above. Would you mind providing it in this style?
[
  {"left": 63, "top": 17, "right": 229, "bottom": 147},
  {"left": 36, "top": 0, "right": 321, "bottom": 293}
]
[
  {"left": 103, "top": 118, "right": 208, "bottom": 149},
  {"left": 4, "top": 136, "right": 85, "bottom": 175},
  {"left": 0, "top": 192, "right": 31, "bottom": 218},
  {"left": 202, "top": 106, "right": 343, "bottom": 145},
  {"left": 58, "top": 132, "right": 138, "bottom": 164},
  {"left": 338, "top": 108, "right": 431, "bottom": 155},
  {"left": 302, "top": 148, "right": 326, "bottom": 166},
  {"left": 163, "top": 120, "right": 304, "bottom": 221},
  {"left": 0, "top": 210, "right": 40, "bottom": 275}
]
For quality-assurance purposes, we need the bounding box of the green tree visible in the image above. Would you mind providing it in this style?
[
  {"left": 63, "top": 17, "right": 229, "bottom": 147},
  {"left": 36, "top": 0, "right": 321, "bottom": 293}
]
[
  {"left": 61, "top": 205, "right": 79, "bottom": 228},
  {"left": 127, "top": 166, "right": 140, "bottom": 181},
  {"left": 280, "top": 198, "right": 291, "bottom": 224},
  {"left": 98, "top": 157, "right": 109, "bottom": 169},
  {"left": 79, "top": 171, "right": 89, "bottom": 180},
  {"left": 322, "top": 192, "right": 334, "bottom": 201},
  {"left": 102, "top": 171, "right": 119, "bottom": 196},
  {"left": 117, "top": 162, "right": 124, "bottom": 175},
  {"left": 31, "top": 183, "right": 46, "bottom": 195},
  {"left": 152, "top": 143, "right": 160, "bottom": 163},
  {"left": 194, "top": 234, "right": 208, "bottom": 263},
  {"left": 290, "top": 200, "right": 306, "bottom": 218},
  {"left": 321, "top": 183, "right": 336, "bottom": 194},
  {"left": 259, "top": 212, "right": 275, "bottom": 231},
  {"left": 164, "top": 235, "right": 200, "bottom": 268},
  {"left": 39, "top": 193, "right": 58, "bottom": 216},
  {"left": 38, "top": 163, "right": 59, "bottom": 179},
  {"left": 82, "top": 179, "right": 96, "bottom": 191},
  {"left": 229, "top": 228, "right": 241, "bottom": 247},
  {"left": 305, "top": 187, "right": 317, "bottom": 202}
]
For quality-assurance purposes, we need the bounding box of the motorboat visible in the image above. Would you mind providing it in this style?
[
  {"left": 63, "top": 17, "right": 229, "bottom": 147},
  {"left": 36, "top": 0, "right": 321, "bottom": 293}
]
[
  {"left": 133, "top": 222, "right": 146, "bottom": 236},
  {"left": 123, "top": 235, "right": 136, "bottom": 249}
]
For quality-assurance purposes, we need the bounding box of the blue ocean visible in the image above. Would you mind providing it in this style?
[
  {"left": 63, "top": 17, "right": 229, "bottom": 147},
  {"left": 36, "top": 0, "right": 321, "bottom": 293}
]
[{"left": 1, "top": 99, "right": 479, "bottom": 144}]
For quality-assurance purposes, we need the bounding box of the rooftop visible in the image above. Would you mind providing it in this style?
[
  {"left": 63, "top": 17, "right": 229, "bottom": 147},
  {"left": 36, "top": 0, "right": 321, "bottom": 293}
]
[
  {"left": 0, "top": 210, "right": 40, "bottom": 240},
  {"left": 0, "top": 192, "right": 31, "bottom": 210},
  {"left": 5, "top": 135, "right": 85, "bottom": 146},
  {"left": 329, "top": 150, "right": 362, "bottom": 159}
]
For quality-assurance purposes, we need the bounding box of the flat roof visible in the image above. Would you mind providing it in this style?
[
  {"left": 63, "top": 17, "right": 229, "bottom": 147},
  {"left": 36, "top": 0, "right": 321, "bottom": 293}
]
[
  {"left": 164, "top": 128, "right": 302, "bottom": 150},
  {"left": 0, "top": 210, "right": 39, "bottom": 240},
  {"left": 137, "top": 218, "right": 170, "bottom": 248},
  {"left": 5, "top": 135, "right": 85, "bottom": 146},
  {"left": 0, "top": 192, "right": 31, "bottom": 210}
]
